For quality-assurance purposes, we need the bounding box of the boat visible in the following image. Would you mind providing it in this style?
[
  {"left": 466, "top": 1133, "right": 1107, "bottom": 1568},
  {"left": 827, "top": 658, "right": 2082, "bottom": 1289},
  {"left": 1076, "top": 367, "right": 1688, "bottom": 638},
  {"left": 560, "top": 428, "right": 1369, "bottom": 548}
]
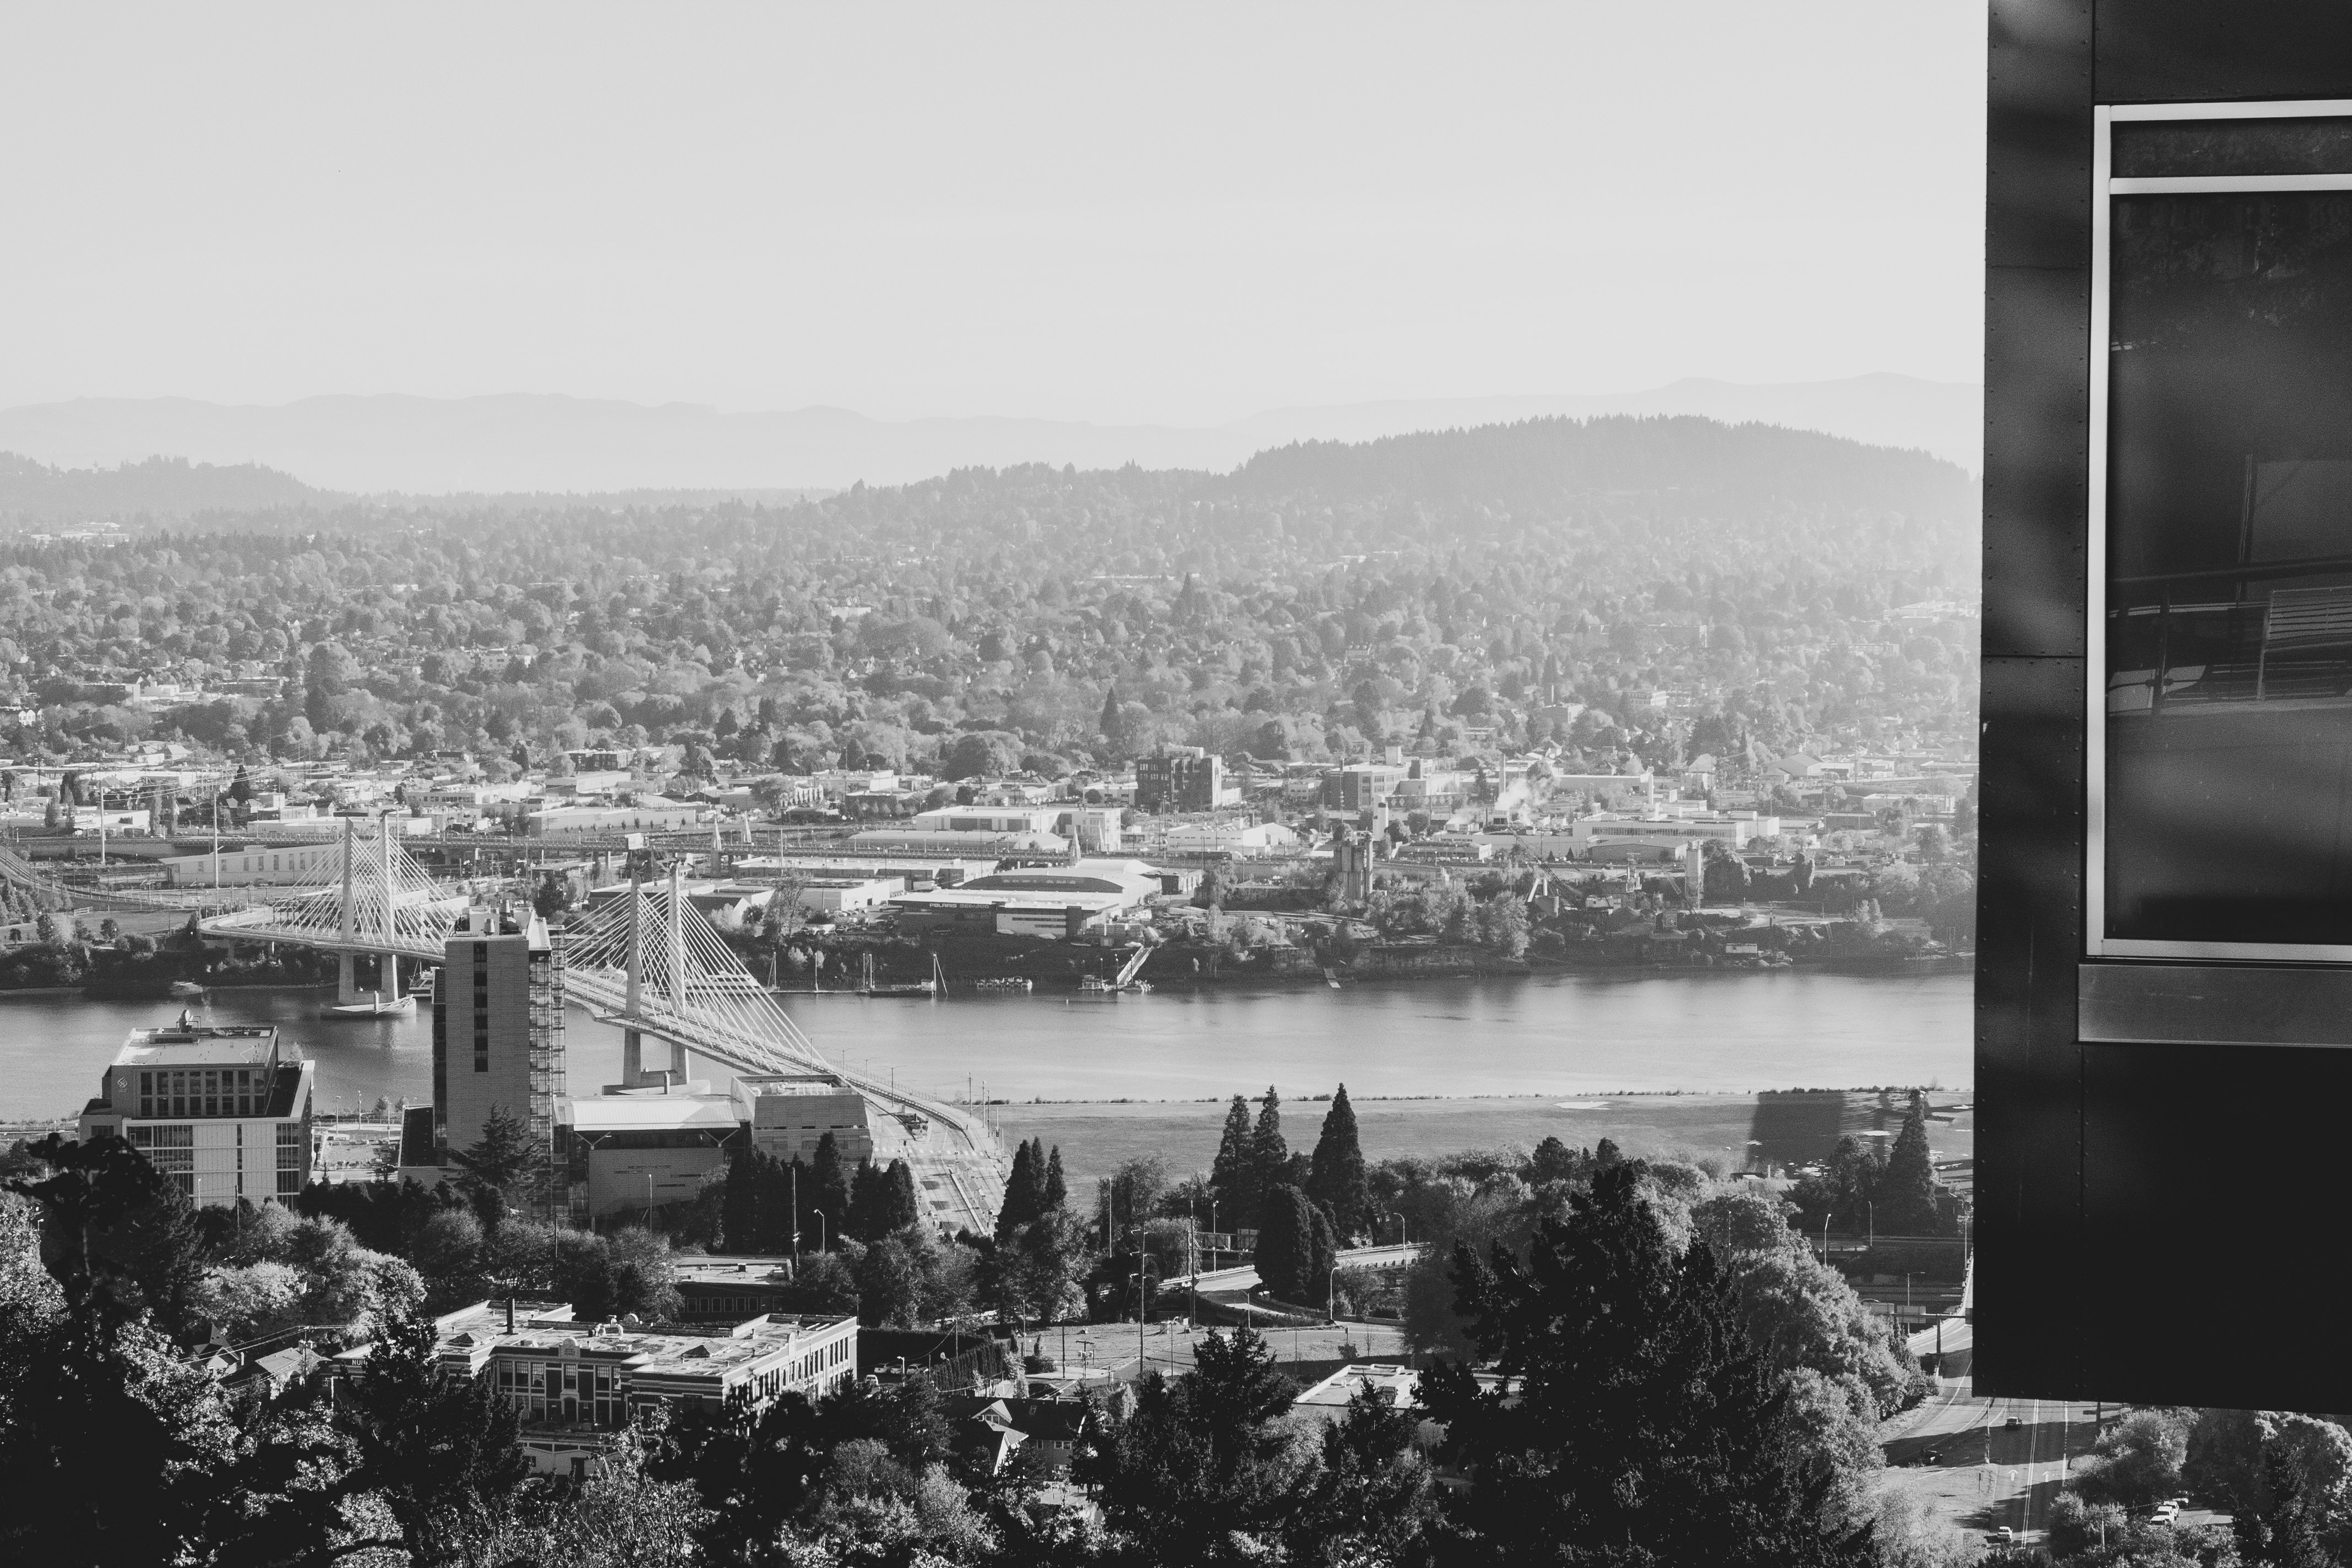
[
  {"left": 974, "top": 976, "right": 1032, "bottom": 992},
  {"left": 168, "top": 979, "right": 207, "bottom": 999},
  {"left": 1075, "top": 974, "right": 1150, "bottom": 996},
  {"left": 321, "top": 989, "right": 418, "bottom": 1020}
]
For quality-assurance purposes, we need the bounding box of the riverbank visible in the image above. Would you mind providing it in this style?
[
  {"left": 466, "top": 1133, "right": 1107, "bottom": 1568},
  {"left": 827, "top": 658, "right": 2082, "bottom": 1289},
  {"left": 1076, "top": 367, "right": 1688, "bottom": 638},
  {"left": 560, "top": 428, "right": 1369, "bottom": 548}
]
[
  {"left": 0, "top": 968, "right": 1974, "bottom": 1123},
  {"left": 994, "top": 1089, "right": 1975, "bottom": 1189}
]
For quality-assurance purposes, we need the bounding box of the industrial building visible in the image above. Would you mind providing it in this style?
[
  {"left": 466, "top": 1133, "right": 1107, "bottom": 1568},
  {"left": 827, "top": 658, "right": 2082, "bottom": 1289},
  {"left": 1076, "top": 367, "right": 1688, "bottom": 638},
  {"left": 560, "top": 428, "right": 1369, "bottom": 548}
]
[
  {"left": 885, "top": 857, "right": 1167, "bottom": 938},
  {"left": 77, "top": 1016, "right": 315, "bottom": 1205}
]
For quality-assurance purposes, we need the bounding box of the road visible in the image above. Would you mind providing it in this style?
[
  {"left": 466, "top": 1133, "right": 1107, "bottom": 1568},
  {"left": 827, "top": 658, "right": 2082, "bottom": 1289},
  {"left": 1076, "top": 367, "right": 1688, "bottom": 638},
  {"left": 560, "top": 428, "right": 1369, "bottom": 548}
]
[
  {"left": 1186, "top": 1242, "right": 1420, "bottom": 1297},
  {"left": 1019, "top": 1315, "right": 1411, "bottom": 1386},
  {"left": 1880, "top": 1380, "right": 2082, "bottom": 1545}
]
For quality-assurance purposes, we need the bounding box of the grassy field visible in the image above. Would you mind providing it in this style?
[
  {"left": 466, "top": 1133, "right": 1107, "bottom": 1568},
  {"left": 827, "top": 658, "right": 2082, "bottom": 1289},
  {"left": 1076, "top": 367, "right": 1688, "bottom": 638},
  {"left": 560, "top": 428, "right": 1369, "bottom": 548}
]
[{"left": 995, "top": 1090, "right": 1974, "bottom": 1189}]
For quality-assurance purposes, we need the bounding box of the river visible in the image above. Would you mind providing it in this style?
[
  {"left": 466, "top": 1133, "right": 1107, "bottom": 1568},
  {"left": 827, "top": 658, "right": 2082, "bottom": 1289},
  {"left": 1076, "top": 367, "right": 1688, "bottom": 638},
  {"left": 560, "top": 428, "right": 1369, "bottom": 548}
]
[{"left": 0, "top": 968, "right": 1970, "bottom": 1124}]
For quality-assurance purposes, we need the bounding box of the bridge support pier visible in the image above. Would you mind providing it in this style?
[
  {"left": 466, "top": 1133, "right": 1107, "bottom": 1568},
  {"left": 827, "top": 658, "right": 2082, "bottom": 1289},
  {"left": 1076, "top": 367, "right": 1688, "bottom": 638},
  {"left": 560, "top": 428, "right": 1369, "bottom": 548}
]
[
  {"left": 336, "top": 951, "right": 358, "bottom": 1004},
  {"left": 623, "top": 1027, "right": 644, "bottom": 1088}
]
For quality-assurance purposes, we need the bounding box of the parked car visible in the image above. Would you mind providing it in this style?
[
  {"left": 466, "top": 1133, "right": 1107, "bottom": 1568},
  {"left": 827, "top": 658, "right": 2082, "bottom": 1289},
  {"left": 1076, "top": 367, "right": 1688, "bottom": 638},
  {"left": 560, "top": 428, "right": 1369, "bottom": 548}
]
[
  {"left": 2003, "top": 1415, "right": 2023, "bottom": 1430},
  {"left": 1989, "top": 1526, "right": 2016, "bottom": 1545}
]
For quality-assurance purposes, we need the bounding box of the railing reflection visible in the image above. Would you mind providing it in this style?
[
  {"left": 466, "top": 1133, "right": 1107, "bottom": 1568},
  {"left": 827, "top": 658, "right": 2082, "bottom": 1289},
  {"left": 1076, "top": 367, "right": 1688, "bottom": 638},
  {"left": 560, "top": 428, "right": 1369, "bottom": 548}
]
[{"left": 2109, "top": 553, "right": 2352, "bottom": 713}]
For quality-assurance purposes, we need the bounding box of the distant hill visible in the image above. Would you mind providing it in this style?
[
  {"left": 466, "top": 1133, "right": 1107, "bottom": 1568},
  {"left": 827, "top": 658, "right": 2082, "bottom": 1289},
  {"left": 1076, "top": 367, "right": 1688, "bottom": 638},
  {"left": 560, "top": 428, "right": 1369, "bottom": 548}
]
[
  {"left": 1225, "top": 374, "right": 1981, "bottom": 472},
  {"left": 0, "top": 375, "right": 1981, "bottom": 496},
  {"left": 0, "top": 451, "right": 330, "bottom": 521},
  {"left": 1229, "top": 415, "right": 1974, "bottom": 519}
]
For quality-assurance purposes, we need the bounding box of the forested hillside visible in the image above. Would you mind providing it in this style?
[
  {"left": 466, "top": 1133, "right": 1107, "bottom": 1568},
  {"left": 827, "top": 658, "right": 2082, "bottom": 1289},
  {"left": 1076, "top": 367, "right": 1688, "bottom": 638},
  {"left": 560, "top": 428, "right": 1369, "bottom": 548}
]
[
  {"left": 0, "top": 452, "right": 330, "bottom": 521},
  {"left": 0, "top": 415, "right": 1979, "bottom": 774}
]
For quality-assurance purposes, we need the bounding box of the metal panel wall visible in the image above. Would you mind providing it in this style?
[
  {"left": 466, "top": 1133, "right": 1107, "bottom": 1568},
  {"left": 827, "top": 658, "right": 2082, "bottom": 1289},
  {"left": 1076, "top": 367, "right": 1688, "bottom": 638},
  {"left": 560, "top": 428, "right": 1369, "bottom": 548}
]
[{"left": 1983, "top": 0, "right": 2352, "bottom": 1409}]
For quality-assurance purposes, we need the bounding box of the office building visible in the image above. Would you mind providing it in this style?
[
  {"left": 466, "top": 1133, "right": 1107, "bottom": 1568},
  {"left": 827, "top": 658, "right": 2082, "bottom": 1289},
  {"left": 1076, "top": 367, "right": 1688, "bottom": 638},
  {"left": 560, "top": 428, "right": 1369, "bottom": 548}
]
[
  {"left": 77, "top": 1015, "right": 315, "bottom": 1205},
  {"left": 1136, "top": 746, "right": 1226, "bottom": 812},
  {"left": 431, "top": 909, "right": 567, "bottom": 1211}
]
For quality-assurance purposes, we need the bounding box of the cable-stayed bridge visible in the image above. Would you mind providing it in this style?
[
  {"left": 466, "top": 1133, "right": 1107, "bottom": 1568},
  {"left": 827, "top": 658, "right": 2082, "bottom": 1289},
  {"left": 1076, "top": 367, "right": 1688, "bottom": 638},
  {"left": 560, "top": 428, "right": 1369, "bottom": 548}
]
[{"left": 151, "top": 822, "right": 1004, "bottom": 1223}]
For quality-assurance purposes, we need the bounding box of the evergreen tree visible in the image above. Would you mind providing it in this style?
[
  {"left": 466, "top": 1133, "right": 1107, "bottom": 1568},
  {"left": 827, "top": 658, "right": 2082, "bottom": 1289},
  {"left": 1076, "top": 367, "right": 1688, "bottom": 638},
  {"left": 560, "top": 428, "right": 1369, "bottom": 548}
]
[
  {"left": 1043, "top": 1145, "right": 1068, "bottom": 1212},
  {"left": 1305, "top": 1082, "right": 1373, "bottom": 1241},
  {"left": 1879, "top": 1091, "right": 1943, "bottom": 1234},
  {"left": 847, "top": 1159, "right": 891, "bottom": 1243},
  {"left": 1088, "top": 1325, "right": 1312, "bottom": 1560},
  {"left": 1209, "top": 1094, "right": 1257, "bottom": 1232},
  {"left": 719, "top": 1148, "right": 766, "bottom": 1255},
  {"left": 451, "top": 1106, "right": 534, "bottom": 1215},
  {"left": 756, "top": 1154, "right": 798, "bottom": 1255},
  {"left": 1099, "top": 682, "right": 1122, "bottom": 737},
  {"left": 1248, "top": 1086, "right": 1288, "bottom": 1224},
  {"left": 995, "top": 1139, "right": 1038, "bottom": 1245},
  {"left": 1025, "top": 1136, "right": 1049, "bottom": 1217},
  {"left": 1419, "top": 1164, "right": 1875, "bottom": 1567},
  {"left": 1253, "top": 1183, "right": 1337, "bottom": 1305},
  {"left": 881, "top": 1159, "right": 921, "bottom": 1233},
  {"left": 808, "top": 1133, "right": 848, "bottom": 1249},
  {"left": 339, "top": 1302, "right": 530, "bottom": 1563}
]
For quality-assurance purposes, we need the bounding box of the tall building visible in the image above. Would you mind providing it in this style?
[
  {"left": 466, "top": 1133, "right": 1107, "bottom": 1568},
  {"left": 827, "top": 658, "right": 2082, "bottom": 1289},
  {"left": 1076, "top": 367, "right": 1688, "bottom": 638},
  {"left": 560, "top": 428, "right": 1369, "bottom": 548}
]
[
  {"left": 77, "top": 1015, "right": 315, "bottom": 1206},
  {"left": 1136, "top": 746, "right": 1224, "bottom": 812},
  {"left": 432, "top": 908, "right": 567, "bottom": 1211},
  {"left": 1981, "top": 0, "right": 2352, "bottom": 1412}
]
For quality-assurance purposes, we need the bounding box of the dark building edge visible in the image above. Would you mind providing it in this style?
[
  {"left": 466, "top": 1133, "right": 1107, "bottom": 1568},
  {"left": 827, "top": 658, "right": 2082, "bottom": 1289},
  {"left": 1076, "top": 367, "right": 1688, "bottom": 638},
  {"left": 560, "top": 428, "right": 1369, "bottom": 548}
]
[{"left": 1980, "top": 0, "right": 2352, "bottom": 1409}]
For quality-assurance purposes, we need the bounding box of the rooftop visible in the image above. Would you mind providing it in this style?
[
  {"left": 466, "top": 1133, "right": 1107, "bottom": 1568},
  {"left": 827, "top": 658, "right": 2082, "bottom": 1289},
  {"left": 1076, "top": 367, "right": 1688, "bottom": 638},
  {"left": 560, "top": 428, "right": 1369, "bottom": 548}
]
[
  {"left": 115, "top": 1017, "right": 285, "bottom": 1069},
  {"left": 568, "top": 1092, "right": 742, "bottom": 1132}
]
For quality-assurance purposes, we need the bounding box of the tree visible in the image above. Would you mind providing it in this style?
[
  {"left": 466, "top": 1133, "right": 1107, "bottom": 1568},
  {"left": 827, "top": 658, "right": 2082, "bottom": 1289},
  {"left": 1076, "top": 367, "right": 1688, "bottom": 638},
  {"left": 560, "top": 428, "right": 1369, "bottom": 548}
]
[
  {"left": 1249, "top": 1087, "right": 1288, "bottom": 1227},
  {"left": 1208, "top": 1095, "right": 1257, "bottom": 1233},
  {"left": 1042, "top": 1145, "right": 1068, "bottom": 1213},
  {"left": 1418, "top": 1164, "right": 1875, "bottom": 1567},
  {"left": 1285, "top": 1382, "right": 1438, "bottom": 1564},
  {"left": 338, "top": 1301, "right": 530, "bottom": 1564},
  {"left": 1086, "top": 1325, "right": 1312, "bottom": 1561},
  {"left": 1876, "top": 1092, "right": 1943, "bottom": 1235},
  {"left": 1253, "top": 1183, "right": 1338, "bottom": 1305},
  {"left": 809, "top": 1131, "right": 849, "bottom": 1247},
  {"left": 720, "top": 1147, "right": 772, "bottom": 1256},
  {"left": 7, "top": 1131, "right": 203, "bottom": 1335},
  {"left": 848, "top": 1160, "right": 894, "bottom": 1244},
  {"left": 2073, "top": 1407, "right": 2194, "bottom": 1511},
  {"left": 1305, "top": 1083, "right": 1374, "bottom": 1241},
  {"left": 879, "top": 1159, "right": 921, "bottom": 1235},
  {"left": 2187, "top": 1407, "right": 2352, "bottom": 1561},
  {"left": 553, "top": 1229, "right": 619, "bottom": 1321},
  {"left": 995, "top": 1139, "right": 1038, "bottom": 1245},
  {"left": 451, "top": 1106, "right": 535, "bottom": 1219}
]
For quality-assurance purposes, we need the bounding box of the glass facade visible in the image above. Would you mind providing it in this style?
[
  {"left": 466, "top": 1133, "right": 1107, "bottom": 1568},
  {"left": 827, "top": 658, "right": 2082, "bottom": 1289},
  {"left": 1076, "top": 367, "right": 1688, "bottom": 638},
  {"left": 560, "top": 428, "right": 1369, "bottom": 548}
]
[
  {"left": 135, "top": 1067, "right": 265, "bottom": 1119},
  {"left": 2104, "top": 153, "right": 2352, "bottom": 949}
]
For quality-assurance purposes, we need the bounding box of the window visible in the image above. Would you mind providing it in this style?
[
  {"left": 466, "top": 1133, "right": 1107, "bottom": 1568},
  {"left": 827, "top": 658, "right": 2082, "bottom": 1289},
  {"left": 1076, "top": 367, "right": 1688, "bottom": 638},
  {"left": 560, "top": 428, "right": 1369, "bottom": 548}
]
[
  {"left": 2095, "top": 99, "right": 2352, "bottom": 958},
  {"left": 132, "top": 1124, "right": 195, "bottom": 1195}
]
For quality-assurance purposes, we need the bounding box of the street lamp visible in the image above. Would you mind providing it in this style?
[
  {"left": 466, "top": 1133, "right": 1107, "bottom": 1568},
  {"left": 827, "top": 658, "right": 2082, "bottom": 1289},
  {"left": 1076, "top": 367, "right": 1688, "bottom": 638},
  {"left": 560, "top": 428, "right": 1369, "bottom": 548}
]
[
  {"left": 1382, "top": 1211, "right": 1407, "bottom": 1247},
  {"left": 810, "top": 1208, "right": 826, "bottom": 1254}
]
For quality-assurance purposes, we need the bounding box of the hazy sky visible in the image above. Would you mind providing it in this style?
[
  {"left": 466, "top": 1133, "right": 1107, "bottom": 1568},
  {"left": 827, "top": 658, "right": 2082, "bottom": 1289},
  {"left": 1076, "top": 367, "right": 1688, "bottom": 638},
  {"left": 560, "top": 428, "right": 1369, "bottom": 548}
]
[{"left": 0, "top": 4, "right": 1985, "bottom": 427}]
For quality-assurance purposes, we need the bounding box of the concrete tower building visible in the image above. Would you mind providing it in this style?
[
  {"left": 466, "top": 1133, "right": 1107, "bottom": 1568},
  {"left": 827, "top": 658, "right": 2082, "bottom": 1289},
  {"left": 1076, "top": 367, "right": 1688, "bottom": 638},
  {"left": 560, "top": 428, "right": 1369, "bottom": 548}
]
[{"left": 432, "top": 907, "right": 567, "bottom": 1210}]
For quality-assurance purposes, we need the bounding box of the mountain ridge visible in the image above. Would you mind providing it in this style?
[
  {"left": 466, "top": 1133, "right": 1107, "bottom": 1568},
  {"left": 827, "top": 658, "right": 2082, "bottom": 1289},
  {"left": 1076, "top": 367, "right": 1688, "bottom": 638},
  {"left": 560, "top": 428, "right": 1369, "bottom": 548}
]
[{"left": 0, "top": 374, "right": 1981, "bottom": 498}]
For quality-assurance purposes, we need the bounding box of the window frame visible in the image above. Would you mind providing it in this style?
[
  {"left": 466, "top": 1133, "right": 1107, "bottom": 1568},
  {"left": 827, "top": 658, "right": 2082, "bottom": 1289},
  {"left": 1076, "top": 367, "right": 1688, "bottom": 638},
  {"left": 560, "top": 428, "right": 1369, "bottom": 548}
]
[{"left": 2088, "top": 97, "right": 2352, "bottom": 961}]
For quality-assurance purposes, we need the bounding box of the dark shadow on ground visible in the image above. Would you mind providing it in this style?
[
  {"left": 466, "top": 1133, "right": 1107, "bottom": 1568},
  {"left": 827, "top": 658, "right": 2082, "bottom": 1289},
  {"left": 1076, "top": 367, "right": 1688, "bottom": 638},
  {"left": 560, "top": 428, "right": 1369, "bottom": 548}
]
[{"left": 1747, "top": 1090, "right": 1848, "bottom": 1167}]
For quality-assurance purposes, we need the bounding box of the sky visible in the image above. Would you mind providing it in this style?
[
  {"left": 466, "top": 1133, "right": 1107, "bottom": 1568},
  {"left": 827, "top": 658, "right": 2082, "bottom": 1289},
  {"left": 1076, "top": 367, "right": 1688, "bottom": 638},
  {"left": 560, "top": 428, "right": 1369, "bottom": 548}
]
[{"left": 0, "top": 3, "right": 1987, "bottom": 428}]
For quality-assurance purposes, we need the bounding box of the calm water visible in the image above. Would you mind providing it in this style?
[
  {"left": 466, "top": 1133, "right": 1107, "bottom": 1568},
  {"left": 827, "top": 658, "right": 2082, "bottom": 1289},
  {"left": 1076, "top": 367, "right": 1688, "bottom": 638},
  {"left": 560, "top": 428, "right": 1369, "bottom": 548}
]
[{"left": 1, "top": 970, "right": 1970, "bottom": 1123}]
